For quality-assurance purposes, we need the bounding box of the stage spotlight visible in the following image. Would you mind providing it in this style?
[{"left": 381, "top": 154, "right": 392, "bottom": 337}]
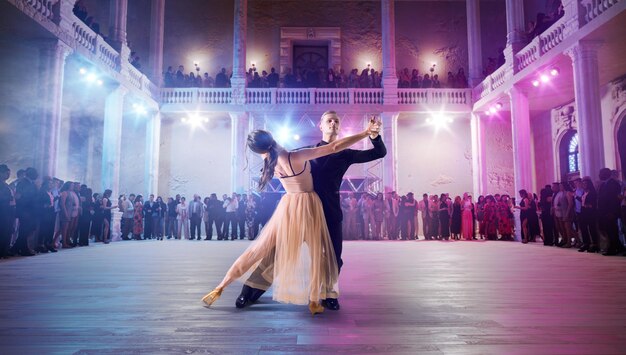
[
  {"left": 86, "top": 73, "right": 97, "bottom": 82},
  {"left": 496, "top": 102, "right": 503, "bottom": 110},
  {"left": 79, "top": 68, "right": 87, "bottom": 75},
  {"left": 485, "top": 110, "right": 492, "bottom": 116},
  {"left": 427, "top": 113, "right": 451, "bottom": 130},
  {"left": 181, "top": 113, "right": 207, "bottom": 128},
  {"left": 540, "top": 74, "right": 550, "bottom": 83},
  {"left": 96, "top": 79, "right": 103, "bottom": 86},
  {"left": 293, "top": 134, "right": 300, "bottom": 141},
  {"left": 489, "top": 107, "right": 497, "bottom": 114},
  {"left": 132, "top": 103, "right": 147, "bottom": 115},
  {"left": 532, "top": 80, "right": 540, "bottom": 87},
  {"left": 550, "top": 68, "right": 559, "bottom": 76},
  {"left": 276, "top": 126, "right": 291, "bottom": 144}
]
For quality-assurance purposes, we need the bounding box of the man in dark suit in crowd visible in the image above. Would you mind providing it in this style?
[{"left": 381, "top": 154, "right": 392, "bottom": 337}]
[
  {"left": 235, "top": 111, "right": 386, "bottom": 310},
  {"left": 597, "top": 168, "right": 623, "bottom": 256},
  {"left": 14, "top": 167, "right": 39, "bottom": 256},
  {"left": 0, "top": 165, "right": 15, "bottom": 258}
]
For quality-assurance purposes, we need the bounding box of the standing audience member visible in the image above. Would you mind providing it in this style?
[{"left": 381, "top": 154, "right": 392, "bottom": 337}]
[
  {"left": 597, "top": 168, "right": 623, "bottom": 256},
  {"left": 37, "top": 178, "right": 57, "bottom": 253},
  {"left": 177, "top": 196, "right": 189, "bottom": 240},
  {"left": 154, "top": 196, "right": 166, "bottom": 240},
  {"left": 578, "top": 177, "right": 599, "bottom": 253},
  {"left": 189, "top": 194, "right": 203, "bottom": 240},
  {"left": 133, "top": 195, "right": 144, "bottom": 240},
  {"left": 166, "top": 197, "right": 177, "bottom": 239},
  {"left": 0, "top": 165, "right": 15, "bottom": 258}
]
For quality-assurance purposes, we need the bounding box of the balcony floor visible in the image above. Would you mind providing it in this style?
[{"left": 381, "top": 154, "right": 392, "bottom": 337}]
[{"left": 0, "top": 239, "right": 625, "bottom": 354}]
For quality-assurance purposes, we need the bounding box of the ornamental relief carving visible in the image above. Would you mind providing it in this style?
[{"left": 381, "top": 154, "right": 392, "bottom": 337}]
[
  {"left": 610, "top": 74, "right": 626, "bottom": 122},
  {"left": 552, "top": 103, "right": 577, "bottom": 143}
]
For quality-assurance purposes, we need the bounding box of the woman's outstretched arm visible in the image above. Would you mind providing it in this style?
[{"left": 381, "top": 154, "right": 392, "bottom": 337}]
[{"left": 291, "top": 118, "right": 379, "bottom": 162}]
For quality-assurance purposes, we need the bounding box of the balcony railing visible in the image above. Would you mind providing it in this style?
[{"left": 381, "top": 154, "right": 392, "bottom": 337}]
[
  {"left": 162, "top": 87, "right": 471, "bottom": 107},
  {"left": 581, "top": 0, "right": 622, "bottom": 23},
  {"left": 474, "top": 0, "right": 624, "bottom": 102}
]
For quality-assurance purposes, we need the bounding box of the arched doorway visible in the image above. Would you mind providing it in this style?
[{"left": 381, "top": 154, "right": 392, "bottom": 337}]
[{"left": 559, "top": 129, "right": 580, "bottom": 181}]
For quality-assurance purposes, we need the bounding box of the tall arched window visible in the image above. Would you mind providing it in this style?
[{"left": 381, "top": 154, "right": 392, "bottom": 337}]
[
  {"left": 568, "top": 133, "right": 579, "bottom": 173},
  {"left": 559, "top": 130, "right": 580, "bottom": 180}
]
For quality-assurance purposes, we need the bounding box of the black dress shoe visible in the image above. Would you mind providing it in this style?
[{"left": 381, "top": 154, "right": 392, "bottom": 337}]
[
  {"left": 578, "top": 245, "right": 589, "bottom": 252},
  {"left": 19, "top": 249, "right": 36, "bottom": 257},
  {"left": 235, "top": 285, "right": 266, "bottom": 308},
  {"left": 321, "top": 298, "right": 340, "bottom": 310}
]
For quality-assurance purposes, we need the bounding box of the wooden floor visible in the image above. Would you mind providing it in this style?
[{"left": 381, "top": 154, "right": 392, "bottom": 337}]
[{"left": 0, "top": 239, "right": 625, "bottom": 354}]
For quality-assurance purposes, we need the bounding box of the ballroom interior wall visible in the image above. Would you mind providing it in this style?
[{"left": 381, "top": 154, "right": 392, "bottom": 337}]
[
  {"left": 157, "top": 114, "right": 233, "bottom": 198},
  {"left": 482, "top": 113, "right": 514, "bottom": 196},
  {"left": 396, "top": 113, "right": 473, "bottom": 198}
]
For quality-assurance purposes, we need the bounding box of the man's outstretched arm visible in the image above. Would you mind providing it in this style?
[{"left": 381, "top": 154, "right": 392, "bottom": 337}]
[{"left": 348, "top": 135, "right": 387, "bottom": 164}]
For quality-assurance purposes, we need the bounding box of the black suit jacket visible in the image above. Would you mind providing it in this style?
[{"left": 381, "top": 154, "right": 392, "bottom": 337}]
[{"left": 310, "top": 135, "right": 387, "bottom": 224}]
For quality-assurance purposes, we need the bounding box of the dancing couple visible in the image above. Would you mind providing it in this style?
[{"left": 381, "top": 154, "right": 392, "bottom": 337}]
[{"left": 202, "top": 111, "right": 387, "bottom": 314}]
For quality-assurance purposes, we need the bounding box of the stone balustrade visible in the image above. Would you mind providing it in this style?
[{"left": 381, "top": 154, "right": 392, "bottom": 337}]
[
  {"left": 474, "top": 0, "right": 623, "bottom": 103},
  {"left": 581, "top": 0, "right": 622, "bottom": 23},
  {"left": 162, "top": 87, "right": 471, "bottom": 108}
]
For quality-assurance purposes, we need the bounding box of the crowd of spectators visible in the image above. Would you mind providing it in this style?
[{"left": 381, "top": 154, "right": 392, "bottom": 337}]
[
  {"left": 163, "top": 64, "right": 473, "bottom": 89},
  {"left": 0, "top": 164, "right": 279, "bottom": 259},
  {"left": 526, "top": 1, "right": 565, "bottom": 42},
  {"left": 4, "top": 162, "right": 623, "bottom": 259},
  {"left": 339, "top": 168, "right": 626, "bottom": 257}
]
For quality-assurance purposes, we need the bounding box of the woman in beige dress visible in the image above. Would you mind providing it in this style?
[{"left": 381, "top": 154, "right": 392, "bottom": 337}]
[{"left": 202, "top": 122, "right": 378, "bottom": 315}]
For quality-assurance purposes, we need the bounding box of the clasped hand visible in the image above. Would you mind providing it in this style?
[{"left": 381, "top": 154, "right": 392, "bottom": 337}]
[{"left": 367, "top": 116, "right": 382, "bottom": 139}]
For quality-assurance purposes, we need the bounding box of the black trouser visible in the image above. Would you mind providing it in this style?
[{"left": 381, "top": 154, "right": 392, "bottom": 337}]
[
  {"left": 326, "top": 218, "right": 344, "bottom": 272},
  {"left": 38, "top": 208, "right": 56, "bottom": 247},
  {"left": 238, "top": 215, "right": 246, "bottom": 239},
  {"left": 190, "top": 214, "right": 202, "bottom": 239},
  {"left": 598, "top": 213, "right": 620, "bottom": 252},
  {"left": 144, "top": 216, "right": 153, "bottom": 239},
  {"left": 541, "top": 212, "right": 554, "bottom": 245},
  {"left": 579, "top": 209, "right": 598, "bottom": 247},
  {"left": 205, "top": 215, "right": 219, "bottom": 239},
  {"left": 226, "top": 212, "right": 237, "bottom": 239},
  {"left": 78, "top": 214, "right": 91, "bottom": 245},
  {"left": 216, "top": 214, "right": 225, "bottom": 239},
  {"left": 121, "top": 217, "right": 133, "bottom": 239},
  {"left": 15, "top": 213, "right": 37, "bottom": 252},
  {"left": 0, "top": 208, "right": 14, "bottom": 257}
]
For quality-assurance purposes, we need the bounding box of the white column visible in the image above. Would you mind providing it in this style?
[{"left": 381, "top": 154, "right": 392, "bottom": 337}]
[
  {"left": 508, "top": 85, "right": 532, "bottom": 195},
  {"left": 145, "top": 111, "right": 161, "bottom": 195},
  {"left": 37, "top": 40, "right": 72, "bottom": 178},
  {"left": 565, "top": 41, "right": 605, "bottom": 178},
  {"left": 466, "top": 0, "right": 483, "bottom": 87},
  {"left": 381, "top": 112, "right": 398, "bottom": 192},
  {"left": 108, "top": 0, "right": 128, "bottom": 50},
  {"left": 505, "top": 0, "right": 525, "bottom": 47},
  {"left": 231, "top": 0, "right": 247, "bottom": 104},
  {"left": 229, "top": 112, "right": 250, "bottom": 193},
  {"left": 381, "top": 0, "right": 398, "bottom": 104},
  {"left": 470, "top": 112, "right": 487, "bottom": 196},
  {"left": 102, "top": 86, "right": 127, "bottom": 194},
  {"left": 149, "top": 0, "right": 165, "bottom": 86}
]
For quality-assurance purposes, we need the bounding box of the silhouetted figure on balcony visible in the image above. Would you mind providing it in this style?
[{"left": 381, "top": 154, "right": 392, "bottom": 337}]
[{"left": 215, "top": 68, "right": 229, "bottom": 88}]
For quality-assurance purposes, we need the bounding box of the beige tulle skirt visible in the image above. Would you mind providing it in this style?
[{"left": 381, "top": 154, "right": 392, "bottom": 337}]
[{"left": 225, "top": 191, "right": 339, "bottom": 305}]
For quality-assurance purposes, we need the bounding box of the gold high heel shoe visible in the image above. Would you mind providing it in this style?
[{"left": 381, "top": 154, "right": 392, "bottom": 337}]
[
  {"left": 201, "top": 287, "right": 223, "bottom": 307},
  {"left": 308, "top": 301, "right": 324, "bottom": 315}
]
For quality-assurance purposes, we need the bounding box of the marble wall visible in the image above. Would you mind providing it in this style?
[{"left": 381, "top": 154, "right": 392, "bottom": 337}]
[
  {"left": 482, "top": 113, "right": 514, "bottom": 196},
  {"left": 396, "top": 113, "right": 473, "bottom": 197},
  {"left": 157, "top": 113, "right": 233, "bottom": 198}
]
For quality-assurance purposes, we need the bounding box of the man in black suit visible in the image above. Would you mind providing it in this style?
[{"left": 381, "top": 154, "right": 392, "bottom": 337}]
[
  {"left": 597, "top": 168, "right": 623, "bottom": 256},
  {"left": 235, "top": 111, "right": 386, "bottom": 310},
  {"left": 14, "top": 167, "right": 39, "bottom": 256},
  {"left": 143, "top": 194, "right": 156, "bottom": 239}
]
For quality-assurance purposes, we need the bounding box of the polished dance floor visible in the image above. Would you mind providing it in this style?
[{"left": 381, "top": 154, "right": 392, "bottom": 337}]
[{"left": 0, "top": 239, "right": 625, "bottom": 354}]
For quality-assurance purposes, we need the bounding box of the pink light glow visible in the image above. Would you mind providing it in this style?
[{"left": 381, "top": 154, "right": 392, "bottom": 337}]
[{"left": 540, "top": 74, "right": 550, "bottom": 83}]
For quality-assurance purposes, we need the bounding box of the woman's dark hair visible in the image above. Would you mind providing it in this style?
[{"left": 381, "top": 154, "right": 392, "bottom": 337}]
[
  {"left": 103, "top": 189, "right": 112, "bottom": 199},
  {"left": 519, "top": 189, "right": 528, "bottom": 199},
  {"left": 247, "top": 130, "right": 278, "bottom": 191},
  {"left": 60, "top": 181, "right": 72, "bottom": 192}
]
